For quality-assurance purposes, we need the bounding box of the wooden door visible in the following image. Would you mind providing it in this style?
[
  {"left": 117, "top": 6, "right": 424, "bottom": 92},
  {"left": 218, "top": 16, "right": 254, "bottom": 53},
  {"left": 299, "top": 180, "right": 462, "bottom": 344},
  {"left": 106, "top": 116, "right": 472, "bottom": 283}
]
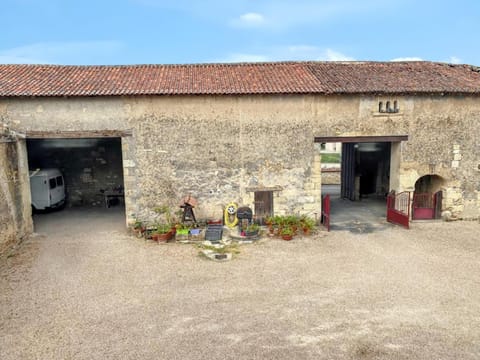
[{"left": 254, "top": 191, "right": 273, "bottom": 221}]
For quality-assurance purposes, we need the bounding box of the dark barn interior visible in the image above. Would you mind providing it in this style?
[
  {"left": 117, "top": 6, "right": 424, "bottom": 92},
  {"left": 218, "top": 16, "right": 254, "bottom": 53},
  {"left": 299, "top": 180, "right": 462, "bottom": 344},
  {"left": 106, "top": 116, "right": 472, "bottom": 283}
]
[{"left": 27, "top": 138, "right": 124, "bottom": 208}]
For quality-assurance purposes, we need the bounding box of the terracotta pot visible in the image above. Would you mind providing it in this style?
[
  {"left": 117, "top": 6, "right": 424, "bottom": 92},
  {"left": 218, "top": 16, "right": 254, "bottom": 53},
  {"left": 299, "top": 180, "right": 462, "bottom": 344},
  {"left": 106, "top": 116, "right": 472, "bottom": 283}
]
[
  {"left": 133, "top": 227, "right": 144, "bottom": 237},
  {"left": 282, "top": 234, "right": 293, "bottom": 241},
  {"left": 153, "top": 231, "right": 172, "bottom": 243}
]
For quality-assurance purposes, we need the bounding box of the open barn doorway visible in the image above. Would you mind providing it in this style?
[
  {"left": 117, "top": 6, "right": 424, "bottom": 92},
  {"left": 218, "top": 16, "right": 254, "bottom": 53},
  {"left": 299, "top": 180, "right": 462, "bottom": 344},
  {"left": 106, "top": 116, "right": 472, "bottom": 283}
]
[
  {"left": 26, "top": 136, "right": 126, "bottom": 230},
  {"left": 315, "top": 135, "right": 407, "bottom": 232},
  {"left": 412, "top": 175, "right": 445, "bottom": 220}
]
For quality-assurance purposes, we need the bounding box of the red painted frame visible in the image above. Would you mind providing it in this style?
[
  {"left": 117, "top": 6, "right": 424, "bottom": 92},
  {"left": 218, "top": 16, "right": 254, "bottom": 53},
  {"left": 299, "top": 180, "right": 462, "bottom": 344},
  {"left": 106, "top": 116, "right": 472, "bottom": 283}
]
[
  {"left": 322, "top": 194, "right": 330, "bottom": 232},
  {"left": 387, "top": 191, "right": 410, "bottom": 229}
]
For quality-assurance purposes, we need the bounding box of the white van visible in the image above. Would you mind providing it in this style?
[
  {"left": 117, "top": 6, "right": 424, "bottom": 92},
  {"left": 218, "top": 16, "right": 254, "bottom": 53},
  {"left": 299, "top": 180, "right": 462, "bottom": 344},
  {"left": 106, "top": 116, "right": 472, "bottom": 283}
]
[{"left": 29, "top": 168, "right": 66, "bottom": 211}]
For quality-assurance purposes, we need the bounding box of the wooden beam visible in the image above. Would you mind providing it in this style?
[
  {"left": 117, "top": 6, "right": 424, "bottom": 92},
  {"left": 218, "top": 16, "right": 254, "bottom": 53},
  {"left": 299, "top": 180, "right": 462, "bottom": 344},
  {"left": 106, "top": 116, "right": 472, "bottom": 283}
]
[
  {"left": 25, "top": 129, "right": 133, "bottom": 139},
  {"left": 314, "top": 135, "right": 408, "bottom": 143},
  {"left": 245, "top": 185, "right": 283, "bottom": 192}
]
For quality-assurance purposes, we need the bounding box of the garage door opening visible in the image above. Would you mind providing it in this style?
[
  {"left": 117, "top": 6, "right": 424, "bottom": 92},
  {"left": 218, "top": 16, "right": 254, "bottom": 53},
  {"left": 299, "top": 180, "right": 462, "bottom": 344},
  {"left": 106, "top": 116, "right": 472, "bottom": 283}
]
[
  {"left": 26, "top": 137, "right": 125, "bottom": 223},
  {"left": 315, "top": 136, "right": 407, "bottom": 232}
]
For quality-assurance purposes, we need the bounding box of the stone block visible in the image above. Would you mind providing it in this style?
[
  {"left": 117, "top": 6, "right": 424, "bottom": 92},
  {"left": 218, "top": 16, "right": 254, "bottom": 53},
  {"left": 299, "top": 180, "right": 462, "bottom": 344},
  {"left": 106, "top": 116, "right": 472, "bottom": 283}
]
[
  {"left": 301, "top": 203, "right": 321, "bottom": 212},
  {"left": 123, "top": 159, "right": 135, "bottom": 168},
  {"left": 303, "top": 182, "right": 315, "bottom": 191}
]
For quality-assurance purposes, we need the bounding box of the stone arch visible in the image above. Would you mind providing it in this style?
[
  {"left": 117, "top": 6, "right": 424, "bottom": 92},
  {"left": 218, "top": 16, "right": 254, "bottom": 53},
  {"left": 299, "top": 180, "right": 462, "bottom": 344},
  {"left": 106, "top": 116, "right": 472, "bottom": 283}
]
[{"left": 414, "top": 174, "right": 446, "bottom": 194}]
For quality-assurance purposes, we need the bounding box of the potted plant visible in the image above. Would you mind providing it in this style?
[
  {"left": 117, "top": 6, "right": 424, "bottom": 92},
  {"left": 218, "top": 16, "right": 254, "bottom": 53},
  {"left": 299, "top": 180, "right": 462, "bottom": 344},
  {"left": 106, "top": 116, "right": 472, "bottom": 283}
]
[
  {"left": 299, "top": 215, "right": 316, "bottom": 235},
  {"left": 264, "top": 215, "right": 274, "bottom": 226},
  {"left": 280, "top": 226, "right": 294, "bottom": 241},
  {"left": 132, "top": 218, "right": 146, "bottom": 237},
  {"left": 285, "top": 215, "right": 300, "bottom": 233},
  {"left": 244, "top": 223, "right": 260, "bottom": 237},
  {"left": 175, "top": 223, "right": 190, "bottom": 236},
  {"left": 152, "top": 223, "right": 173, "bottom": 243}
]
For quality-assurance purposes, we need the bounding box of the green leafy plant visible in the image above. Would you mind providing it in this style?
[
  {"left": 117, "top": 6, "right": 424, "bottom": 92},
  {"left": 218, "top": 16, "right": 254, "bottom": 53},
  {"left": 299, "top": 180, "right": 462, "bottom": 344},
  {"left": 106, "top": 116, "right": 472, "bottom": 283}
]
[
  {"left": 280, "top": 226, "right": 294, "bottom": 236},
  {"left": 133, "top": 219, "right": 144, "bottom": 229},
  {"left": 154, "top": 205, "right": 172, "bottom": 224},
  {"left": 321, "top": 153, "right": 341, "bottom": 163},
  {"left": 285, "top": 215, "right": 300, "bottom": 228},
  {"left": 299, "top": 215, "right": 316, "bottom": 231},
  {"left": 246, "top": 223, "right": 260, "bottom": 232},
  {"left": 264, "top": 215, "right": 275, "bottom": 225},
  {"left": 154, "top": 223, "right": 172, "bottom": 234}
]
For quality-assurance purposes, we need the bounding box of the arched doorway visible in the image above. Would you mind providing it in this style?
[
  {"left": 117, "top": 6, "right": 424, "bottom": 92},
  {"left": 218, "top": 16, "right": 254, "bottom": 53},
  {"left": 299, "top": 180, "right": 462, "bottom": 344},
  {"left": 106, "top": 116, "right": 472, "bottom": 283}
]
[{"left": 412, "top": 175, "right": 445, "bottom": 220}]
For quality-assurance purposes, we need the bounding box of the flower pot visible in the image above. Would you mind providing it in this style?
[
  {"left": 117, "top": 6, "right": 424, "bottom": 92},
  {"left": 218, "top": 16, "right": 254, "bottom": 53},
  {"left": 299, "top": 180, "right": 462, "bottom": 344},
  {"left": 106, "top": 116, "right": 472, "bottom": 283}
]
[
  {"left": 245, "top": 230, "right": 259, "bottom": 237},
  {"left": 190, "top": 228, "right": 201, "bottom": 236},
  {"left": 176, "top": 229, "right": 189, "bottom": 236},
  {"left": 282, "top": 234, "right": 293, "bottom": 241},
  {"left": 152, "top": 231, "right": 173, "bottom": 243},
  {"left": 133, "top": 227, "right": 145, "bottom": 238}
]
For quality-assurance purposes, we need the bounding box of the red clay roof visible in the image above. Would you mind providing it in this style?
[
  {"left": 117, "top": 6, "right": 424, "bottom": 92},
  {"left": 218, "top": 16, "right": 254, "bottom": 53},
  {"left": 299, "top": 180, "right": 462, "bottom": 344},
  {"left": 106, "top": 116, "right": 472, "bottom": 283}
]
[{"left": 1, "top": 61, "right": 480, "bottom": 97}]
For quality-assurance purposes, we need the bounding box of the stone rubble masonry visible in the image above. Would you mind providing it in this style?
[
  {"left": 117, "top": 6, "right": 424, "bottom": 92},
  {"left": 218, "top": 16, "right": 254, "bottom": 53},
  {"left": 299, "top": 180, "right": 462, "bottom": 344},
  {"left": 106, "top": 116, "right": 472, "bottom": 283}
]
[
  {"left": 0, "top": 137, "right": 33, "bottom": 255},
  {"left": 321, "top": 168, "right": 341, "bottom": 185},
  {"left": 0, "top": 92, "right": 479, "bottom": 231}
]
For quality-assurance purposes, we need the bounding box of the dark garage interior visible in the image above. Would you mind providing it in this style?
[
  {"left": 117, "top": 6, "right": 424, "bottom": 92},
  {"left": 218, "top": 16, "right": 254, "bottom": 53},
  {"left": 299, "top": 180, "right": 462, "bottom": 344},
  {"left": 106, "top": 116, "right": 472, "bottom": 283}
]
[{"left": 26, "top": 138, "right": 125, "bottom": 208}]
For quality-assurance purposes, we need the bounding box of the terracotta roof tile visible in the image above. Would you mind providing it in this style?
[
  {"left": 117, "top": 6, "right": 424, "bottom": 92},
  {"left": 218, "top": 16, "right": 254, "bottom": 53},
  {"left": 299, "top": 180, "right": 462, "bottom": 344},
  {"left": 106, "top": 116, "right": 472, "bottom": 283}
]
[{"left": 1, "top": 61, "right": 480, "bottom": 97}]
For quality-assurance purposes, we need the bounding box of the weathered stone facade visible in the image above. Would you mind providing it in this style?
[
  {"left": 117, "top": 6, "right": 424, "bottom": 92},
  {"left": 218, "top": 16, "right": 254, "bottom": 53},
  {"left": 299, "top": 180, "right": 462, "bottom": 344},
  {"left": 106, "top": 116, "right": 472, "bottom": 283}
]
[
  {"left": 0, "top": 129, "right": 32, "bottom": 254},
  {"left": 1, "top": 92, "right": 479, "bottom": 227}
]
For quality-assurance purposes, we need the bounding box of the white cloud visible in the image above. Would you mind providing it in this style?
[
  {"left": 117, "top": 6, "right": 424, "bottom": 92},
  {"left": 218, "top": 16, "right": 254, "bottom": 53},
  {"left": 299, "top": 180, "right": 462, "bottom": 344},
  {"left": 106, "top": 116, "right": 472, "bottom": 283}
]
[
  {"left": 248, "top": 0, "right": 397, "bottom": 30},
  {"left": 240, "top": 12, "right": 265, "bottom": 25},
  {"left": 214, "top": 46, "right": 354, "bottom": 63},
  {"left": 448, "top": 56, "right": 462, "bottom": 64},
  {"left": 323, "top": 49, "right": 355, "bottom": 61},
  {"left": 390, "top": 57, "right": 423, "bottom": 62},
  {"left": 135, "top": 0, "right": 398, "bottom": 31},
  {"left": 230, "top": 12, "right": 266, "bottom": 28},
  {"left": 0, "top": 41, "right": 125, "bottom": 65},
  {"left": 285, "top": 45, "right": 354, "bottom": 61}
]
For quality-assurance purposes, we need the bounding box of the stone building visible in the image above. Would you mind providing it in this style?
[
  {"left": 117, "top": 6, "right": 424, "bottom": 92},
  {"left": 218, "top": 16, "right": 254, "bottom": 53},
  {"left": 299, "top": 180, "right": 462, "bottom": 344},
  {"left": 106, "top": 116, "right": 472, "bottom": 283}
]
[{"left": 0, "top": 61, "right": 479, "bottom": 245}]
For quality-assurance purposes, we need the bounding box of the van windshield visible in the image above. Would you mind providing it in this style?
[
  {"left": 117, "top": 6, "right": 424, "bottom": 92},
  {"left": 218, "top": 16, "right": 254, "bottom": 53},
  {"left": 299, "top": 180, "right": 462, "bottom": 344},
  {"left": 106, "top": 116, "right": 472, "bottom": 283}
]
[{"left": 56, "top": 176, "right": 63, "bottom": 186}]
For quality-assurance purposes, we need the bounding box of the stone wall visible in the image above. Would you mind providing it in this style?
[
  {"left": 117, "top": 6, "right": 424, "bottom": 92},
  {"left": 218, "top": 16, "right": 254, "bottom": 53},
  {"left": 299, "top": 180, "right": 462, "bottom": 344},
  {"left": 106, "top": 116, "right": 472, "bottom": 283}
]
[
  {"left": 321, "top": 168, "right": 341, "bottom": 185},
  {"left": 1, "top": 92, "right": 479, "bottom": 226},
  {"left": 0, "top": 135, "right": 33, "bottom": 255}
]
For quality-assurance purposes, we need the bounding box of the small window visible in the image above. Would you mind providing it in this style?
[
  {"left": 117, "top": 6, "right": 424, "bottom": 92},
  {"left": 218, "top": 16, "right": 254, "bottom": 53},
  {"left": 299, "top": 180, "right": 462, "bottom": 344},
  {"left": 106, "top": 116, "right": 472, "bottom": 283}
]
[
  {"left": 378, "top": 101, "right": 384, "bottom": 113},
  {"left": 393, "top": 100, "right": 399, "bottom": 113},
  {"left": 386, "top": 101, "right": 391, "bottom": 112},
  {"left": 320, "top": 143, "right": 326, "bottom": 150},
  {"left": 56, "top": 176, "right": 63, "bottom": 186},
  {"left": 49, "top": 178, "right": 57, "bottom": 189}
]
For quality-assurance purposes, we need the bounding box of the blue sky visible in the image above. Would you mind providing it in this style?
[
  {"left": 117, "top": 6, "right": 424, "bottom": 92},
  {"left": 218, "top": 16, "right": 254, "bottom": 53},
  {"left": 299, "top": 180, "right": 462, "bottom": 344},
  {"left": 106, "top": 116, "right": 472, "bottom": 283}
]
[{"left": 1, "top": 0, "right": 479, "bottom": 65}]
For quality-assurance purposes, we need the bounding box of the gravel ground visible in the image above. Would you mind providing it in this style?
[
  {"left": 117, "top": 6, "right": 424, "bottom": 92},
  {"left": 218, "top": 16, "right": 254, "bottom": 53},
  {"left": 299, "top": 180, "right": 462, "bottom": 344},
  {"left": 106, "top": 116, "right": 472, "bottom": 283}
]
[{"left": 1, "top": 208, "right": 480, "bottom": 360}]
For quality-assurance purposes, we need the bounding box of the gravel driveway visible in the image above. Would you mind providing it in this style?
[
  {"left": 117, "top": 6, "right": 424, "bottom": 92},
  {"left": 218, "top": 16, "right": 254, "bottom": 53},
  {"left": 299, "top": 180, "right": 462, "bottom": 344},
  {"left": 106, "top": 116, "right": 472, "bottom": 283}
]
[{"left": 1, "top": 209, "right": 480, "bottom": 359}]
